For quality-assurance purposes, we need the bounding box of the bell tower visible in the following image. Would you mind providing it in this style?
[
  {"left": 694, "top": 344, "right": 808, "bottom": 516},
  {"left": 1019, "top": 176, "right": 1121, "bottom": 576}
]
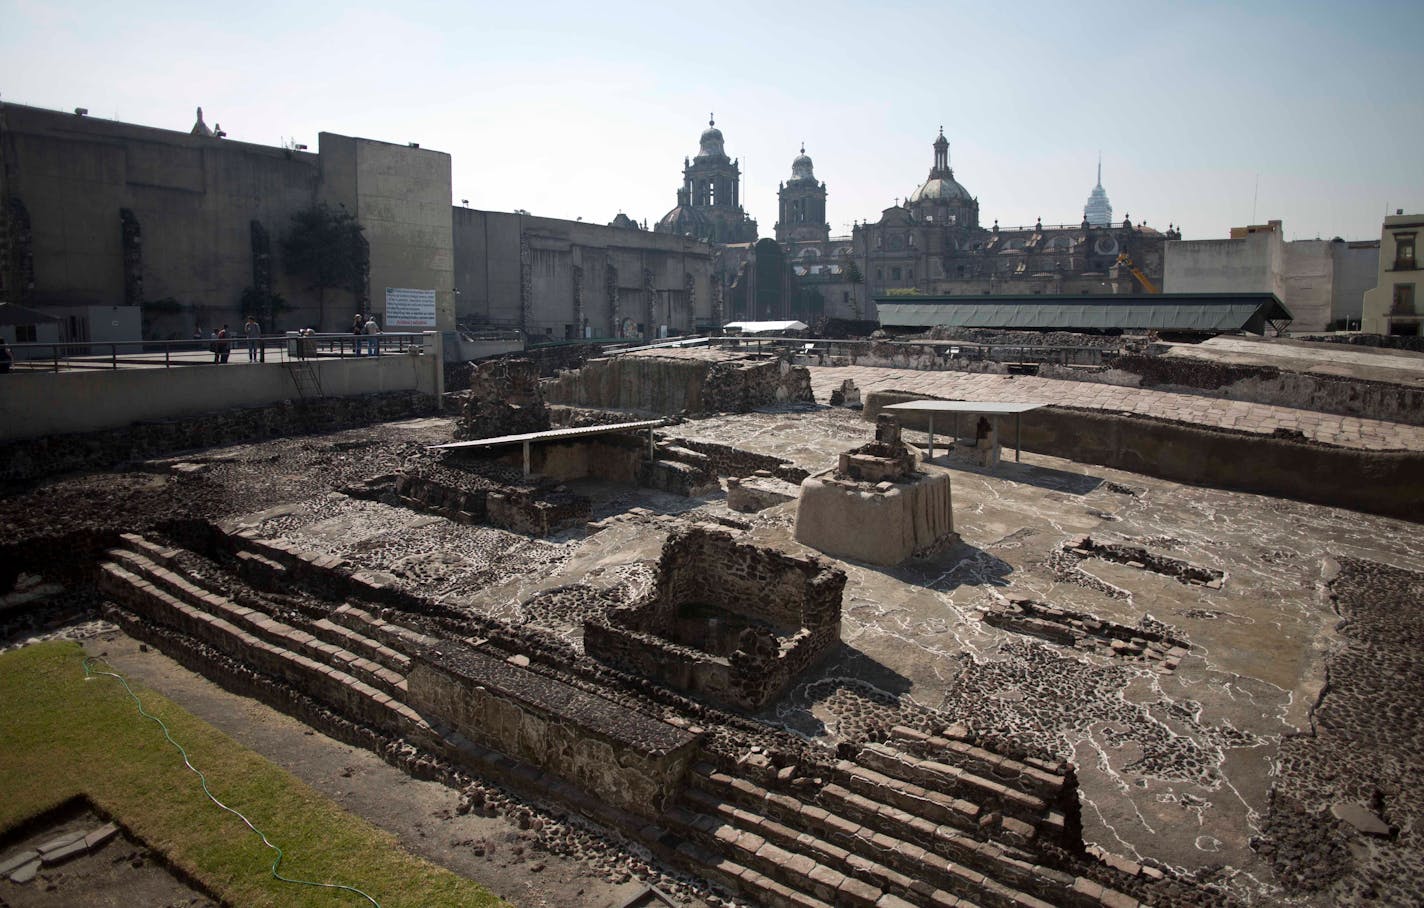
[{"left": 775, "top": 145, "right": 829, "bottom": 244}]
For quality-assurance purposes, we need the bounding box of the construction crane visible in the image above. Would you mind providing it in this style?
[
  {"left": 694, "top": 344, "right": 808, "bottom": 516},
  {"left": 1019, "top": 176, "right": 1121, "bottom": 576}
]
[{"left": 1116, "top": 253, "right": 1159, "bottom": 294}]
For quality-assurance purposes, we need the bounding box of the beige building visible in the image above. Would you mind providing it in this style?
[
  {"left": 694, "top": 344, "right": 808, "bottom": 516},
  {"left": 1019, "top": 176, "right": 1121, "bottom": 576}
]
[
  {"left": 1164, "top": 219, "right": 1380, "bottom": 333},
  {"left": 0, "top": 103, "right": 457, "bottom": 337},
  {"left": 1361, "top": 211, "right": 1422, "bottom": 335}
]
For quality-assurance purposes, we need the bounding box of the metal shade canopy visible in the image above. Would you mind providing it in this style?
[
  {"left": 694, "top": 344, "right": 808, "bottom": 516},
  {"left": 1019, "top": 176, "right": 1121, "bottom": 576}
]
[
  {"left": 430, "top": 419, "right": 670, "bottom": 476},
  {"left": 883, "top": 400, "right": 1046, "bottom": 462}
]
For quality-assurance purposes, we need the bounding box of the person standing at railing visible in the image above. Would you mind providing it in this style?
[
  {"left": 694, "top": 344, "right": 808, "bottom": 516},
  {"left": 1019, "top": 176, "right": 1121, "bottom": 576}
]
[
  {"left": 217, "top": 325, "right": 231, "bottom": 363},
  {"left": 363, "top": 314, "right": 381, "bottom": 356},
  {"left": 244, "top": 315, "right": 262, "bottom": 362},
  {"left": 352, "top": 313, "right": 365, "bottom": 356},
  {"left": 0, "top": 338, "right": 11, "bottom": 374}
]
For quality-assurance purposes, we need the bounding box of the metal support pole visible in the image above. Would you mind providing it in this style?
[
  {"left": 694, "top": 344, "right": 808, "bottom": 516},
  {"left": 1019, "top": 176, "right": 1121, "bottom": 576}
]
[
  {"left": 1016, "top": 413, "right": 1022, "bottom": 463},
  {"left": 927, "top": 415, "right": 935, "bottom": 461},
  {"left": 648, "top": 426, "right": 656, "bottom": 462},
  {"left": 523, "top": 441, "right": 531, "bottom": 477}
]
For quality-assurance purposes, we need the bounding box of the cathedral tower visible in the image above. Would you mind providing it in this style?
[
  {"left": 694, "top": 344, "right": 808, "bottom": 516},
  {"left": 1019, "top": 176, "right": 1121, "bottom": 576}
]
[
  {"left": 655, "top": 116, "right": 758, "bottom": 244},
  {"left": 775, "top": 145, "right": 829, "bottom": 244}
]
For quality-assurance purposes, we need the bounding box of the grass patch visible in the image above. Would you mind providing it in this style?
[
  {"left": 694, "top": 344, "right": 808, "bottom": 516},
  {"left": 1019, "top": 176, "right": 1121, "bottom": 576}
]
[{"left": 0, "top": 641, "right": 505, "bottom": 907}]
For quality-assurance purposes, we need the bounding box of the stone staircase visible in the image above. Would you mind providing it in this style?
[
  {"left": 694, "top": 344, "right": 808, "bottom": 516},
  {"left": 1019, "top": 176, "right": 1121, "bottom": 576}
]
[
  {"left": 657, "top": 733, "right": 1141, "bottom": 908},
  {"left": 94, "top": 529, "right": 1157, "bottom": 908},
  {"left": 96, "top": 533, "right": 431, "bottom": 739}
]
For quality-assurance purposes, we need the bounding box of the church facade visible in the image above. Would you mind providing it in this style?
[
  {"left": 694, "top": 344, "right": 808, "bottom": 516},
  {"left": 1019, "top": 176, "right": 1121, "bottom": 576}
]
[{"left": 650, "top": 119, "right": 1182, "bottom": 323}]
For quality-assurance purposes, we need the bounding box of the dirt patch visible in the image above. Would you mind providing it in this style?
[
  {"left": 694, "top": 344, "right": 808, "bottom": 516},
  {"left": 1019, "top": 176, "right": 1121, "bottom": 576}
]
[{"left": 0, "top": 803, "right": 216, "bottom": 907}]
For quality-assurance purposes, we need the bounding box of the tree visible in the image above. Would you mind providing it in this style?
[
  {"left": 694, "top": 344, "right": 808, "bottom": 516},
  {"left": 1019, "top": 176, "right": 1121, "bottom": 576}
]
[{"left": 279, "top": 203, "right": 368, "bottom": 330}]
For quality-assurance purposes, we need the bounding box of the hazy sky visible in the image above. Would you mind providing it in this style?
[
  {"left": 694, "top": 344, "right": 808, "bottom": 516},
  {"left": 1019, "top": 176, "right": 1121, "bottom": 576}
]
[{"left": 3, "top": 0, "right": 1421, "bottom": 241}]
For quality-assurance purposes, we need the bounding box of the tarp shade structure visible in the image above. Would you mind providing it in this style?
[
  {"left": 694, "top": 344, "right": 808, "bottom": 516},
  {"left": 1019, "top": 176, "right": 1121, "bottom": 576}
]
[
  {"left": 723, "top": 320, "right": 809, "bottom": 333},
  {"left": 874, "top": 294, "right": 1292, "bottom": 335}
]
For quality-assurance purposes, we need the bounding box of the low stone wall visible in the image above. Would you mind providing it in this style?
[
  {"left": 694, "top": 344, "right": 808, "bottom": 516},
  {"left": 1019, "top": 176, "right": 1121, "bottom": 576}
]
[
  {"left": 391, "top": 471, "right": 591, "bottom": 537},
  {"left": 659, "top": 436, "right": 809, "bottom": 484},
  {"left": 864, "top": 390, "right": 1424, "bottom": 522},
  {"left": 0, "top": 391, "right": 436, "bottom": 483},
  {"left": 1039, "top": 356, "right": 1424, "bottom": 427},
  {"left": 587, "top": 527, "right": 845, "bottom": 710},
  {"left": 406, "top": 646, "right": 701, "bottom": 818},
  {"left": 543, "top": 353, "right": 813, "bottom": 415}
]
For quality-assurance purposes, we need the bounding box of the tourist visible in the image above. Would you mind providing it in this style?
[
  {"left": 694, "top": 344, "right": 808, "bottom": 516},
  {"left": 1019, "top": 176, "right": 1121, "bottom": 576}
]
[
  {"left": 352, "top": 313, "right": 365, "bottom": 356},
  {"left": 363, "top": 314, "right": 381, "bottom": 356},
  {"left": 209, "top": 328, "right": 219, "bottom": 363},
  {"left": 0, "top": 338, "right": 11, "bottom": 374},
  {"left": 244, "top": 315, "right": 262, "bottom": 362},
  {"left": 217, "top": 324, "right": 231, "bottom": 363}
]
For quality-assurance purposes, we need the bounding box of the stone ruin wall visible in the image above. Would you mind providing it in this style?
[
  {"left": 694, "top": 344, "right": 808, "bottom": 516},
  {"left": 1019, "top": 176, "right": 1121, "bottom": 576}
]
[
  {"left": 654, "top": 527, "right": 840, "bottom": 632},
  {"left": 542, "top": 354, "right": 813, "bottom": 416},
  {"left": 454, "top": 358, "right": 549, "bottom": 440},
  {"left": 0, "top": 390, "right": 435, "bottom": 483},
  {"left": 406, "top": 647, "right": 701, "bottom": 818},
  {"left": 1039, "top": 355, "right": 1424, "bottom": 427},
  {"left": 862, "top": 389, "right": 1424, "bottom": 521},
  {"left": 587, "top": 527, "right": 844, "bottom": 711},
  {"left": 662, "top": 436, "right": 810, "bottom": 484}
]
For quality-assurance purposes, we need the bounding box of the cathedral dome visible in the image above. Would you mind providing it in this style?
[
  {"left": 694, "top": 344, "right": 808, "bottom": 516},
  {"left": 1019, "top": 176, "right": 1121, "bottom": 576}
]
[
  {"left": 656, "top": 201, "right": 709, "bottom": 237},
  {"left": 909, "top": 173, "right": 971, "bottom": 205},
  {"left": 789, "top": 145, "right": 815, "bottom": 183},
  {"left": 697, "top": 116, "right": 726, "bottom": 159}
]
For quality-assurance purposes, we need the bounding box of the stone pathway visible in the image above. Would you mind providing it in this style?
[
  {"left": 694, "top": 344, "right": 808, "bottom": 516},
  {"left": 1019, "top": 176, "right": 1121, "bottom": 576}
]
[{"left": 805, "top": 365, "right": 1424, "bottom": 451}]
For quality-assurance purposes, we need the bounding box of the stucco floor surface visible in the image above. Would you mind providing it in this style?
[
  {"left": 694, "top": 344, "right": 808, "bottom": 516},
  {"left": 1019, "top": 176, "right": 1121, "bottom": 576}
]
[{"left": 11, "top": 409, "right": 1424, "bottom": 904}]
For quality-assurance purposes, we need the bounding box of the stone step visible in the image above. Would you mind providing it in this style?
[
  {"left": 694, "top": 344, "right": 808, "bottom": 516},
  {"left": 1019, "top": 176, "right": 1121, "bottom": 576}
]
[
  {"left": 682, "top": 788, "right": 1022, "bottom": 908},
  {"left": 827, "top": 764, "right": 992, "bottom": 840},
  {"left": 887, "top": 727, "right": 1068, "bottom": 800},
  {"left": 687, "top": 766, "right": 1137, "bottom": 908},
  {"left": 234, "top": 548, "right": 290, "bottom": 590},
  {"left": 309, "top": 617, "right": 411, "bottom": 675},
  {"left": 669, "top": 837, "right": 835, "bottom": 908},
  {"left": 689, "top": 764, "right": 1061, "bottom": 907},
  {"left": 101, "top": 550, "right": 407, "bottom": 700},
  {"left": 665, "top": 804, "right": 882, "bottom": 907},
  {"left": 667, "top": 798, "right": 1015, "bottom": 908},
  {"left": 116, "top": 532, "right": 183, "bottom": 567},
  {"left": 855, "top": 744, "right": 1054, "bottom": 830},
  {"left": 98, "top": 562, "right": 426, "bottom": 738},
  {"left": 328, "top": 602, "right": 439, "bottom": 654}
]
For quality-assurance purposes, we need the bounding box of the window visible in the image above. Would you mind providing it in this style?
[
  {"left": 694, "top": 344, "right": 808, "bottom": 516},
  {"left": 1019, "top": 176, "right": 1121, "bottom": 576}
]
[
  {"left": 1392, "top": 283, "right": 1416, "bottom": 316},
  {"left": 876, "top": 268, "right": 884, "bottom": 281},
  {"left": 891, "top": 267, "right": 902, "bottom": 281},
  {"left": 1395, "top": 233, "right": 1417, "bottom": 270},
  {"left": 908, "top": 234, "right": 917, "bottom": 248}
]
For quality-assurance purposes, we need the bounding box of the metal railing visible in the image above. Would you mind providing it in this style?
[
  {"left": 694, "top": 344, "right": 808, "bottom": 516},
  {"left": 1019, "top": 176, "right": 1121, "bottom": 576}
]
[
  {"left": 706, "top": 335, "right": 1123, "bottom": 366},
  {"left": 0, "top": 332, "right": 429, "bottom": 373}
]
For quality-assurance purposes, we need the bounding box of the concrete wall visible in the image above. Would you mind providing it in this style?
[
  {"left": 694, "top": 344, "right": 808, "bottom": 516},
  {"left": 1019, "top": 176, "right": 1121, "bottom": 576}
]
[
  {"left": 0, "top": 105, "right": 457, "bottom": 338},
  {"left": 1, "top": 104, "right": 322, "bottom": 334},
  {"left": 0, "top": 346, "right": 440, "bottom": 441},
  {"left": 320, "top": 134, "right": 456, "bottom": 333},
  {"left": 1164, "top": 231, "right": 1282, "bottom": 299},
  {"left": 1279, "top": 240, "right": 1333, "bottom": 332},
  {"left": 1331, "top": 240, "right": 1379, "bottom": 325},
  {"left": 865, "top": 391, "right": 1424, "bottom": 521},
  {"left": 452, "top": 209, "right": 714, "bottom": 338}
]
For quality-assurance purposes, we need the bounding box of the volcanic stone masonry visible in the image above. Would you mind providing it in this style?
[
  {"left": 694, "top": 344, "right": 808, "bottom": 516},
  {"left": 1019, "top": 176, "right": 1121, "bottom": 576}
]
[
  {"left": 585, "top": 525, "right": 845, "bottom": 711},
  {"left": 795, "top": 415, "right": 957, "bottom": 565}
]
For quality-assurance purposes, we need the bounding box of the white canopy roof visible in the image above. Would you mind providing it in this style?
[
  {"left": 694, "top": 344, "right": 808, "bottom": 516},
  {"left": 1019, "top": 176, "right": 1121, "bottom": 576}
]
[{"left": 723, "top": 320, "right": 809, "bottom": 333}]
